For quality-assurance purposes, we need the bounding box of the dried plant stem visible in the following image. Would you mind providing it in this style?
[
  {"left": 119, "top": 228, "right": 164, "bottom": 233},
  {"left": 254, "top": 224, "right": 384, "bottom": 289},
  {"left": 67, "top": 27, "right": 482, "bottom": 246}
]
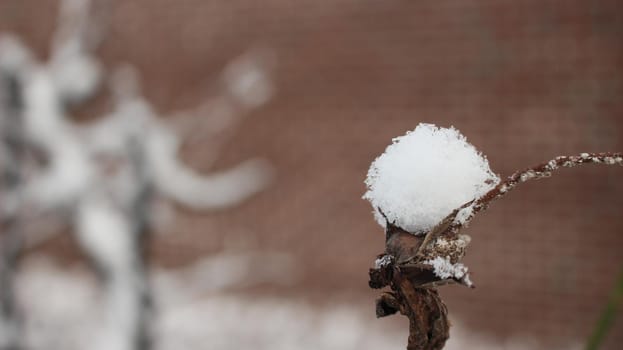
[
  {"left": 451, "top": 152, "right": 623, "bottom": 233},
  {"left": 372, "top": 266, "right": 449, "bottom": 350},
  {"left": 399, "top": 281, "right": 449, "bottom": 350},
  {"left": 371, "top": 152, "right": 623, "bottom": 350}
]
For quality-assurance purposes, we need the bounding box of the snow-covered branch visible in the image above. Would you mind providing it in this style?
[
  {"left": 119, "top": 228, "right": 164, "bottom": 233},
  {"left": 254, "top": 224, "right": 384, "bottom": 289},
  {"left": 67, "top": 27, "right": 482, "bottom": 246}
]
[
  {"left": 449, "top": 152, "right": 623, "bottom": 233},
  {"left": 0, "top": 48, "right": 27, "bottom": 350},
  {"left": 0, "top": 0, "right": 275, "bottom": 349},
  {"left": 364, "top": 123, "right": 623, "bottom": 350}
]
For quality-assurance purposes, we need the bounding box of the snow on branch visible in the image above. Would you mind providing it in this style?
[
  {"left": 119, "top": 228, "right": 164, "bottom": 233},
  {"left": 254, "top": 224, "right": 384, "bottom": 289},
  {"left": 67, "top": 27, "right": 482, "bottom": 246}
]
[
  {"left": 365, "top": 123, "right": 623, "bottom": 350},
  {"left": 0, "top": 0, "right": 276, "bottom": 349},
  {"left": 49, "top": 0, "right": 103, "bottom": 104},
  {"left": 449, "top": 152, "right": 623, "bottom": 234}
]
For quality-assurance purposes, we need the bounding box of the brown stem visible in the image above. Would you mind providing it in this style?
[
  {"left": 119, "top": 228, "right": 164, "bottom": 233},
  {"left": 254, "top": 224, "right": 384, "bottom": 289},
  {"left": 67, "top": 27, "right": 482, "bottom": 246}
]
[
  {"left": 370, "top": 264, "right": 450, "bottom": 350},
  {"left": 396, "top": 273, "right": 449, "bottom": 350},
  {"left": 449, "top": 152, "right": 623, "bottom": 234}
]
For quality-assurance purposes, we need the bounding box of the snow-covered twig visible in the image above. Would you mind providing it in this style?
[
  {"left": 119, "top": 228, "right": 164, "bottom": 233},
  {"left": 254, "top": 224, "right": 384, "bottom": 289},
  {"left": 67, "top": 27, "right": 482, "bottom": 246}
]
[
  {"left": 0, "top": 0, "right": 275, "bottom": 349},
  {"left": 49, "top": 0, "right": 103, "bottom": 104},
  {"left": 448, "top": 152, "right": 623, "bottom": 234},
  {"left": 365, "top": 124, "right": 623, "bottom": 350},
  {"left": 0, "top": 68, "right": 26, "bottom": 350},
  {"left": 88, "top": 64, "right": 273, "bottom": 211}
]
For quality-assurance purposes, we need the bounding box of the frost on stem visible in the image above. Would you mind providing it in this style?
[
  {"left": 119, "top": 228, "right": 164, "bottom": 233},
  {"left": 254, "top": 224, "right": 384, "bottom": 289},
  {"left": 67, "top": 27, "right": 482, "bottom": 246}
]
[
  {"left": 423, "top": 256, "right": 472, "bottom": 288},
  {"left": 365, "top": 123, "right": 623, "bottom": 350},
  {"left": 448, "top": 152, "right": 623, "bottom": 235}
]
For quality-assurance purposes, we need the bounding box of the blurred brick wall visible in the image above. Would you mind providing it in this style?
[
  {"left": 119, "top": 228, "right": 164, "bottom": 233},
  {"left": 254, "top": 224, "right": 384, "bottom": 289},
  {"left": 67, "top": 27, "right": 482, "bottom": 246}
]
[{"left": 2, "top": 0, "right": 623, "bottom": 348}]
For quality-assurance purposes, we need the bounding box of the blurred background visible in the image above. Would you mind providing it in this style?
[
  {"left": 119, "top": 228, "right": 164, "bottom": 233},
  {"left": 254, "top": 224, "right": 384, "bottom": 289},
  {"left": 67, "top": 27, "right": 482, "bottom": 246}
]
[{"left": 1, "top": 0, "right": 622, "bottom": 349}]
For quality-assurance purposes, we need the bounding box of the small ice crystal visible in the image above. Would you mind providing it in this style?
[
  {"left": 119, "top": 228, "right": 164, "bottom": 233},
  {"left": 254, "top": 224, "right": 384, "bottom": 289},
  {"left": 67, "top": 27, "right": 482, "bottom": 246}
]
[
  {"left": 375, "top": 255, "right": 393, "bottom": 269},
  {"left": 363, "top": 123, "right": 499, "bottom": 234},
  {"left": 453, "top": 205, "right": 474, "bottom": 226},
  {"left": 499, "top": 184, "right": 508, "bottom": 193},
  {"left": 520, "top": 170, "right": 536, "bottom": 182},
  {"left": 546, "top": 160, "right": 558, "bottom": 170}
]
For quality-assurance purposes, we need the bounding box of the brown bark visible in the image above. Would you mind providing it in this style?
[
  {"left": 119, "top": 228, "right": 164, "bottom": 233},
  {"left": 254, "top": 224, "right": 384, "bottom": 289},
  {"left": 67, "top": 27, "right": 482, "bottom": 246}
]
[{"left": 371, "top": 263, "right": 450, "bottom": 350}]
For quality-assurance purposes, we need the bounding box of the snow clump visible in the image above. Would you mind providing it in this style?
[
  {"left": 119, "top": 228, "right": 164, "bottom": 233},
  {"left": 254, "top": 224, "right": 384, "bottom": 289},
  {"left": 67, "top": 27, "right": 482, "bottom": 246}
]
[
  {"left": 424, "top": 256, "right": 473, "bottom": 287},
  {"left": 363, "top": 123, "right": 498, "bottom": 234}
]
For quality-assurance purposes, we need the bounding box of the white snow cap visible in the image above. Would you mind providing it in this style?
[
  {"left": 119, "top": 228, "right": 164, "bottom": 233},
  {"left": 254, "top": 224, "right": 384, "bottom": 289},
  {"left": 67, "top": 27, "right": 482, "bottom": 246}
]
[{"left": 363, "top": 123, "right": 499, "bottom": 234}]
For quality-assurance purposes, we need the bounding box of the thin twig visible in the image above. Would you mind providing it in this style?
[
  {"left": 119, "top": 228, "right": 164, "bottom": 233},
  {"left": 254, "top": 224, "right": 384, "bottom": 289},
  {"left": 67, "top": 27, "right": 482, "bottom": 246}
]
[{"left": 449, "top": 152, "right": 623, "bottom": 234}]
